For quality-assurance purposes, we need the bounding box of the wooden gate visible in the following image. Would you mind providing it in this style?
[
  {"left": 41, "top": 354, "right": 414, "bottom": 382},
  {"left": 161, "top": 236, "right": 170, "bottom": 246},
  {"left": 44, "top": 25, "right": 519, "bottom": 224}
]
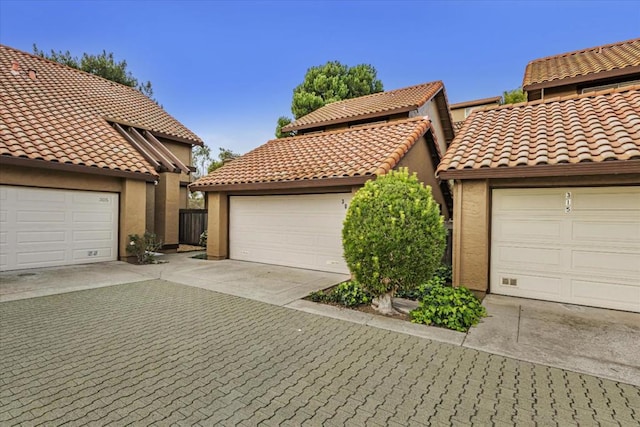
[{"left": 179, "top": 209, "right": 207, "bottom": 245}]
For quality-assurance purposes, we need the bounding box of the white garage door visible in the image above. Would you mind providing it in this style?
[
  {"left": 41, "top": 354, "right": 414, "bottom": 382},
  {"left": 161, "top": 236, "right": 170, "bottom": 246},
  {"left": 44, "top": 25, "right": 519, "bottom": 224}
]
[
  {"left": 230, "top": 193, "right": 352, "bottom": 274},
  {"left": 0, "top": 186, "right": 118, "bottom": 272},
  {"left": 491, "top": 187, "right": 640, "bottom": 312}
]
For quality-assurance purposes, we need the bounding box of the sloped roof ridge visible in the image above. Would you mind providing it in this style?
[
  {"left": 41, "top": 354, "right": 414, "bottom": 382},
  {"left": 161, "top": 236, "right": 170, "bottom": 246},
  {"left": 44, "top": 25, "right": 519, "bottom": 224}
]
[
  {"left": 525, "top": 37, "right": 640, "bottom": 65},
  {"left": 473, "top": 84, "right": 640, "bottom": 113},
  {"left": 323, "top": 80, "right": 443, "bottom": 106},
  {"left": 1, "top": 44, "right": 152, "bottom": 99},
  {"left": 278, "top": 115, "right": 430, "bottom": 142},
  {"left": 450, "top": 96, "right": 502, "bottom": 109}
]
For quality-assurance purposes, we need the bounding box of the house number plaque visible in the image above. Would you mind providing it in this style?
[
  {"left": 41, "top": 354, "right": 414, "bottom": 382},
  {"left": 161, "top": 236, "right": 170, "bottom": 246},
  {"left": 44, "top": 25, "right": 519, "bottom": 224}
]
[{"left": 565, "top": 191, "right": 572, "bottom": 213}]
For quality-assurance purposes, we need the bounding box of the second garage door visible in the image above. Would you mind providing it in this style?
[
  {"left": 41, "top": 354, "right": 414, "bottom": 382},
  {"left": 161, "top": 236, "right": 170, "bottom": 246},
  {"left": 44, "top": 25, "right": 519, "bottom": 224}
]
[
  {"left": 229, "top": 193, "right": 352, "bottom": 274},
  {"left": 0, "top": 186, "right": 119, "bottom": 272},
  {"left": 491, "top": 186, "right": 640, "bottom": 312}
]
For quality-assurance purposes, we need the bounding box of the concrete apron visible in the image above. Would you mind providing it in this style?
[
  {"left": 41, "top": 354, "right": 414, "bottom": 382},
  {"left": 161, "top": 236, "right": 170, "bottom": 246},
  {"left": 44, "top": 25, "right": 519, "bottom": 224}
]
[
  {"left": 1, "top": 253, "right": 638, "bottom": 386},
  {"left": 464, "top": 295, "right": 640, "bottom": 386}
]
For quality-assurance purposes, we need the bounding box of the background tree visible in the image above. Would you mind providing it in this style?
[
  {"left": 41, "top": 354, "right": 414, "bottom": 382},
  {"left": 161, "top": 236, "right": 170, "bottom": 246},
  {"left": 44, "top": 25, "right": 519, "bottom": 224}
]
[
  {"left": 342, "top": 169, "right": 446, "bottom": 315},
  {"left": 501, "top": 87, "right": 527, "bottom": 104},
  {"left": 191, "top": 145, "right": 212, "bottom": 179},
  {"left": 207, "top": 147, "right": 240, "bottom": 173},
  {"left": 188, "top": 145, "right": 240, "bottom": 208},
  {"left": 275, "top": 116, "right": 295, "bottom": 138},
  {"left": 275, "top": 61, "right": 383, "bottom": 137},
  {"left": 33, "top": 44, "right": 154, "bottom": 99}
]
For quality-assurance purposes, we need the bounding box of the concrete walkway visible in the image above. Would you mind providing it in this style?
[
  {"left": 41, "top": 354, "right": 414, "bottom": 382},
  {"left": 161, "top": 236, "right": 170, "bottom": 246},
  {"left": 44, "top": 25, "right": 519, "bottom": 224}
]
[
  {"left": 0, "top": 252, "right": 349, "bottom": 306},
  {"left": 1, "top": 280, "right": 639, "bottom": 426},
  {"left": 1, "top": 252, "right": 639, "bottom": 386}
]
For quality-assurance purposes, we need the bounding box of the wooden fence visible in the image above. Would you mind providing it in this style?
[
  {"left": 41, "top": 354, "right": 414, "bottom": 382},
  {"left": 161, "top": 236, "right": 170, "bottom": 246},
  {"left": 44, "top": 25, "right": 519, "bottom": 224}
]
[{"left": 179, "top": 209, "right": 207, "bottom": 245}]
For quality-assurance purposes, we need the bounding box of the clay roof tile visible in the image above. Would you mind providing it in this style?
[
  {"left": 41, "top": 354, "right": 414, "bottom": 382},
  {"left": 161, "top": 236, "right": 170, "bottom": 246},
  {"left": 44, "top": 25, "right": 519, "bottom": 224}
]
[
  {"left": 191, "top": 117, "right": 432, "bottom": 190},
  {"left": 437, "top": 86, "right": 640, "bottom": 178}
]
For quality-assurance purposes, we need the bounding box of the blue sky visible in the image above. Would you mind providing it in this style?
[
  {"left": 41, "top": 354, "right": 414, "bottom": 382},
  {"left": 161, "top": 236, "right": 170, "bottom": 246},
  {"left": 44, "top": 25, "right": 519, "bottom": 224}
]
[{"left": 1, "top": 1, "right": 638, "bottom": 154}]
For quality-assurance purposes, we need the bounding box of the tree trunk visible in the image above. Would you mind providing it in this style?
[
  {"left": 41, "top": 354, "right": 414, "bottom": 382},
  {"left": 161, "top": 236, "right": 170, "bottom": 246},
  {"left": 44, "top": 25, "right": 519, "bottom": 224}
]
[{"left": 372, "top": 291, "right": 398, "bottom": 315}]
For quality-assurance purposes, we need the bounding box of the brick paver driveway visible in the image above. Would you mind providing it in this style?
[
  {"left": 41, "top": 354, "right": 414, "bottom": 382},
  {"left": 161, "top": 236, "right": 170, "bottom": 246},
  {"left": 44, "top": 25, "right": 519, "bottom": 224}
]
[{"left": 1, "top": 280, "right": 638, "bottom": 426}]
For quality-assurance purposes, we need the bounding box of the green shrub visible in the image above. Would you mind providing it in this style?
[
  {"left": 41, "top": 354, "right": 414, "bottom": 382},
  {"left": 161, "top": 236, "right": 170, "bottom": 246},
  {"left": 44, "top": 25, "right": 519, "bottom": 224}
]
[
  {"left": 199, "top": 230, "right": 208, "bottom": 247},
  {"left": 308, "top": 290, "right": 328, "bottom": 303},
  {"left": 330, "top": 281, "right": 372, "bottom": 307},
  {"left": 396, "top": 276, "right": 446, "bottom": 300},
  {"left": 307, "top": 281, "right": 371, "bottom": 307},
  {"left": 126, "top": 231, "right": 162, "bottom": 264},
  {"left": 342, "top": 168, "right": 447, "bottom": 299},
  {"left": 434, "top": 264, "right": 452, "bottom": 283},
  {"left": 410, "top": 285, "right": 486, "bottom": 332}
]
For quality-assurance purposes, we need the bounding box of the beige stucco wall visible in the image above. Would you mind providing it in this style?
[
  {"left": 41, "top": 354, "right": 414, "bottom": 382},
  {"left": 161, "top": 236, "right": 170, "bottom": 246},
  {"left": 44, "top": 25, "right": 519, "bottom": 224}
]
[
  {"left": 450, "top": 107, "right": 466, "bottom": 123},
  {"left": 206, "top": 192, "right": 229, "bottom": 260},
  {"left": 542, "top": 85, "right": 578, "bottom": 99},
  {"left": 452, "top": 180, "right": 489, "bottom": 292},
  {"left": 180, "top": 185, "right": 188, "bottom": 209},
  {"left": 395, "top": 136, "right": 451, "bottom": 219},
  {"left": 154, "top": 172, "right": 181, "bottom": 247},
  {"left": 1, "top": 164, "right": 148, "bottom": 261},
  {"left": 0, "top": 164, "right": 122, "bottom": 192},
  {"left": 119, "top": 179, "right": 147, "bottom": 260},
  {"left": 145, "top": 183, "right": 156, "bottom": 234},
  {"left": 412, "top": 100, "right": 448, "bottom": 156},
  {"left": 452, "top": 173, "right": 640, "bottom": 293}
]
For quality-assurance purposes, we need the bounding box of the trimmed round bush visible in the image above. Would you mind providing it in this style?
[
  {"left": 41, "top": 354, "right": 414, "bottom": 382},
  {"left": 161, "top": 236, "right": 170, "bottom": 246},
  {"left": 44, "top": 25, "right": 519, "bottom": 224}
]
[{"left": 342, "top": 168, "right": 447, "bottom": 299}]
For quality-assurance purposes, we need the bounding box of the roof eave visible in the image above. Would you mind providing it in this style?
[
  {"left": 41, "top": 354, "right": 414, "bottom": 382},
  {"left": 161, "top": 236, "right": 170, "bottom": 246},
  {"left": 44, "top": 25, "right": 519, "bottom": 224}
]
[
  {"left": 104, "top": 116, "right": 204, "bottom": 146},
  {"left": 438, "top": 160, "right": 640, "bottom": 180},
  {"left": 282, "top": 105, "right": 418, "bottom": 132},
  {"left": 523, "top": 65, "right": 640, "bottom": 91},
  {"left": 449, "top": 96, "right": 502, "bottom": 110},
  {"left": 0, "top": 155, "right": 159, "bottom": 181},
  {"left": 190, "top": 175, "right": 373, "bottom": 192}
]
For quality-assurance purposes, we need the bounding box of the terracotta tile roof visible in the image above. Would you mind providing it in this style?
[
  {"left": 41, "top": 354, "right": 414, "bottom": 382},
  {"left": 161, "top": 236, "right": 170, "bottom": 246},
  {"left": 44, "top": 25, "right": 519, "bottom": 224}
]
[
  {"left": 437, "top": 86, "right": 640, "bottom": 179},
  {"left": 0, "top": 44, "right": 203, "bottom": 178},
  {"left": 450, "top": 96, "right": 502, "bottom": 110},
  {"left": 523, "top": 38, "right": 640, "bottom": 90},
  {"left": 191, "top": 117, "right": 432, "bottom": 190},
  {"left": 453, "top": 121, "right": 465, "bottom": 132},
  {"left": 282, "top": 81, "right": 443, "bottom": 132}
]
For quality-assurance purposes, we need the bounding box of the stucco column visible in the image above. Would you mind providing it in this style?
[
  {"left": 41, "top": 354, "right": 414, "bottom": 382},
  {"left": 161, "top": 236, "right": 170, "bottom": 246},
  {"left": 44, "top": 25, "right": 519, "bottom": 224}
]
[
  {"left": 453, "top": 179, "right": 490, "bottom": 292},
  {"left": 206, "top": 192, "right": 228, "bottom": 260},
  {"left": 119, "top": 179, "right": 147, "bottom": 261},
  {"left": 154, "top": 172, "right": 181, "bottom": 248}
]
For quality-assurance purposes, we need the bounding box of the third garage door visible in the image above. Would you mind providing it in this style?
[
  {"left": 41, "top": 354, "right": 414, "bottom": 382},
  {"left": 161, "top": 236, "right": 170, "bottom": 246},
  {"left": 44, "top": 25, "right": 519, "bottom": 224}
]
[
  {"left": 229, "top": 193, "right": 352, "bottom": 274},
  {"left": 491, "top": 187, "right": 640, "bottom": 312}
]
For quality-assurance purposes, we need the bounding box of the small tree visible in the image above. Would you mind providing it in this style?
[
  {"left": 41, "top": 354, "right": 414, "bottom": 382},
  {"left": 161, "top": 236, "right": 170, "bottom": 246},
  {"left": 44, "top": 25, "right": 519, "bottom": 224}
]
[
  {"left": 33, "top": 44, "right": 154, "bottom": 99},
  {"left": 208, "top": 147, "right": 240, "bottom": 173},
  {"left": 502, "top": 87, "right": 527, "bottom": 104},
  {"left": 274, "top": 60, "right": 384, "bottom": 138},
  {"left": 342, "top": 169, "right": 446, "bottom": 315}
]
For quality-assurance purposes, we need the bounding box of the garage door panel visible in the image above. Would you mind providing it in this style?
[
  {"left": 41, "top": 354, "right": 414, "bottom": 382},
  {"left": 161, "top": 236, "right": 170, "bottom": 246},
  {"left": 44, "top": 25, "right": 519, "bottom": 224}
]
[
  {"left": 17, "top": 188, "right": 66, "bottom": 203},
  {"left": 494, "top": 192, "right": 564, "bottom": 211},
  {"left": 72, "top": 247, "right": 113, "bottom": 261},
  {"left": 0, "top": 186, "right": 118, "bottom": 271},
  {"left": 571, "top": 279, "right": 640, "bottom": 305},
  {"left": 17, "top": 231, "right": 66, "bottom": 243},
  {"left": 18, "top": 250, "right": 66, "bottom": 265},
  {"left": 72, "top": 211, "right": 114, "bottom": 223},
  {"left": 571, "top": 250, "right": 640, "bottom": 276},
  {"left": 494, "top": 270, "right": 562, "bottom": 297},
  {"left": 495, "top": 245, "right": 562, "bottom": 267},
  {"left": 574, "top": 190, "right": 640, "bottom": 211},
  {"left": 572, "top": 221, "right": 640, "bottom": 243},
  {"left": 497, "top": 219, "right": 562, "bottom": 241},
  {"left": 492, "top": 187, "right": 640, "bottom": 313},
  {"left": 230, "top": 193, "right": 351, "bottom": 274},
  {"left": 18, "top": 210, "right": 66, "bottom": 223},
  {"left": 73, "top": 230, "right": 114, "bottom": 242}
]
